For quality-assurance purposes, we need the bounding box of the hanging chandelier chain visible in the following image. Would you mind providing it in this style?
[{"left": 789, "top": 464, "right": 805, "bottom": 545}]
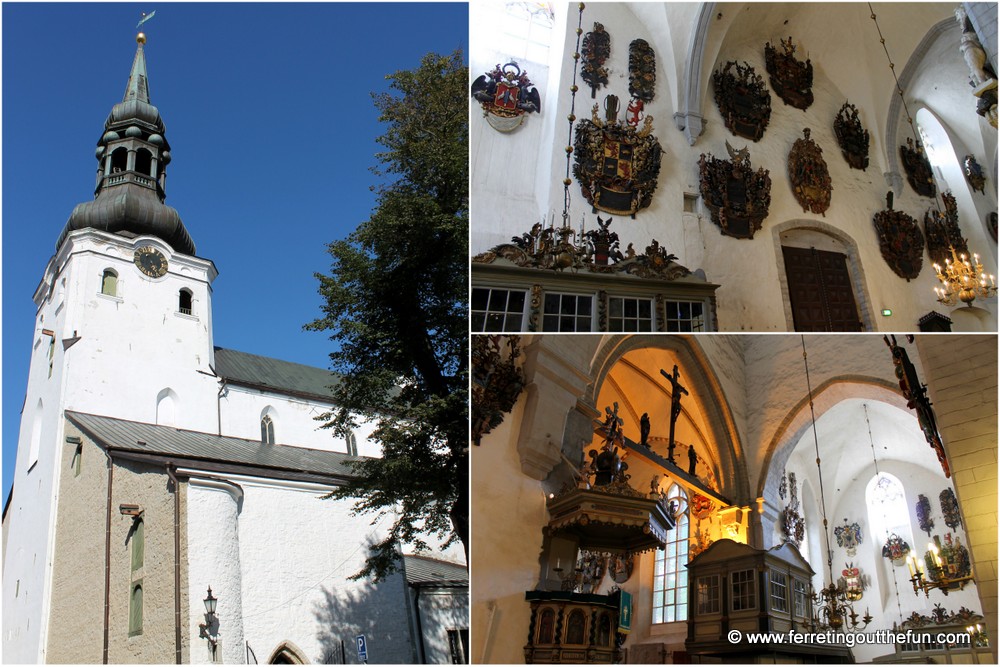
[
  {"left": 562, "top": 3, "right": 585, "bottom": 228},
  {"left": 864, "top": 403, "right": 905, "bottom": 624},
  {"left": 801, "top": 336, "right": 833, "bottom": 580}
]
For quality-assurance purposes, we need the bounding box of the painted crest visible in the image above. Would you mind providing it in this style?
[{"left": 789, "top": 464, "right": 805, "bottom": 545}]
[
  {"left": 900, "top": 138, "right": 936, "bottom": 198},
  {"left": 923, "top": 191, "right": 968, "bottom": 268},
  {"left": 628, "top": 39, "right": 656, "bottom": 103},
  {"left": 939, "top": 488, "right": 962, "bottom": 530},
  {"left": 964, "top": 154, "right": 987, "bottom": 194},
  {"left": 837, "top": 563, "right": 869, "bottom": 602},
  {"left": 691, "top": 493, "right": 715, "bottom": 520},
  {"left": 874, "top": 198, "right": 924, "bottom": 281},
  {"left": 581, "top": 22, "right": 611, "bottom": 98},
  {"left": 609, "top": 553, "right": 634, "bottom": 584},
  {"left": 916, "top": 493, "right": 935, "bottom": 536},
  {"left": 882, "top": 533, "right": 911, "bottom": 564},
  {"left": 834, "top": 102, "right": 869, "bottom": 170},
  {"left": 713, "top": 60, "right": 771, "bottom": 141},
  {"left": 471, "top": 61, "right": 541, "bottom": 133},
  {"left": 788, "top": 128, "right": 832, "bottom": 216},
  {"left": 698, "top": 141, "right": 772, "bottom": 239},
  {"left": 764, "top": 36, "right": 814, "bottom": 109},
  {"left": 834, "top": 519, "right": 864, "bottom": 557},
  {"left": 781, "top": 472, "right": 805, "bottom": 546},
  {"left": 573, "top": 96, "right": 663, "bottom": 217}
]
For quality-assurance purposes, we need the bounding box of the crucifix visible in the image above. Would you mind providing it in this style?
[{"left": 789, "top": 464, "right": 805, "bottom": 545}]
[{"left": 660, "top": 364, "right": 688, "bottom": 464}]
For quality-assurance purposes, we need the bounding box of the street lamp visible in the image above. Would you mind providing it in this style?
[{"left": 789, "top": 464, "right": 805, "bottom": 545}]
[{"left": 199, "top": 586, "right": 219, "bottom": 655}]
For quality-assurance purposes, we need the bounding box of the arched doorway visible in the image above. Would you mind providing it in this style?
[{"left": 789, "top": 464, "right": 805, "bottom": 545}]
[{"left": 268, "top": 642, "right": 307, "bottom": 664}]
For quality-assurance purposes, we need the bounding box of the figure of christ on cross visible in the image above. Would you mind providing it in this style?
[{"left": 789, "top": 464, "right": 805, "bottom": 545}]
[{"left": 660, "top": 364, "right": 688, "bottom": 464}]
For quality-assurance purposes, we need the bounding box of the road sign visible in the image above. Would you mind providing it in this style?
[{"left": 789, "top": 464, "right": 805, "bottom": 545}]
[{"left": 356, "top": 634, "right": 368, "bottom": 662}]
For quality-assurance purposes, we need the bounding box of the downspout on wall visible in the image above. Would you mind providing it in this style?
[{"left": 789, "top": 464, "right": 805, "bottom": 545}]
[
  {"left": 166, "top": 465, "right": 182, "bottom": 664},
  {"left": 102, "top": 451, "right": 115, "bottom": 664}
]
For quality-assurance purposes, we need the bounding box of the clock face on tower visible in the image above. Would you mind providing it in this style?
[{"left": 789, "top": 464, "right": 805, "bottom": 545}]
[{"left": 134, "top": 246, "right": 168, "bottom": 278}]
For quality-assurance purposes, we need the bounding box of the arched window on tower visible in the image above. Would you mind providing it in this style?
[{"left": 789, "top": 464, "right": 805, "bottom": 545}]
[
  {"left": 135, "top": 148, "right": 153, "bottom": 177},
  {"left": 653, "top": 483, "right": 690, "bottom": 623},
  {"left": 178, "top": 289, "right": 193, "bottom": 315},
  {"left": 101, "top": 269, "right": 118, "bottom": 297},
  {"left": 110, "top": 147, "right": 128, "bottom": 173},
  {"left": 261, "top": 414, "right": 275, "bottom": 445}
]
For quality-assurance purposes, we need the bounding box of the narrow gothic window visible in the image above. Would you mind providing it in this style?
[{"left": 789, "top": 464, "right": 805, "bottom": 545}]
[
  {"left": 135, "top": 148, "right": 153, "bottom": 177},
  {"left": 261, "top": 415, "right": 275, "bottom": 445},
  {"left": 101, "top": 269, "right": 118, "bottom": 297},
  {"left": 129, "top": 583, "right": 143, "bottom": 635},
  {"left": 653, "top": 484, "right": 689, "bottom": 623},
  {"left": 178, "top": 289, "right": 193, "bottom": 315},
  {"left": 346, "top": 433, "right": 358, "bottom": 456},
  {"left": 131, "top": 519, "right": 144, "bottom": 572}
]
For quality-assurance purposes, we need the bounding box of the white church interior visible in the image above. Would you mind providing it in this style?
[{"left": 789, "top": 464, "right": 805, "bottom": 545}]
[
  {"left": 470, "top": 2, "right": 998, "bottom": 332},
  {"left": 471, "top": 333, "right": 997, "bottom": 664}
]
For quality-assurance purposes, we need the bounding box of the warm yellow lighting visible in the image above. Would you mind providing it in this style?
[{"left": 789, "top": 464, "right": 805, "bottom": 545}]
[{"left": 934, "top": 246, "right": 998, "bottom": 306}]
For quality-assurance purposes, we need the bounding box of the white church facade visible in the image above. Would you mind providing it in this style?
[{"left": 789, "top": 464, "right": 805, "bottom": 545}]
[
  {"left": 2, "top": 32, "right": 467, "bottom": 664},
  {"left": 470, "top": 2, "right": 998, "bottom": 332}
]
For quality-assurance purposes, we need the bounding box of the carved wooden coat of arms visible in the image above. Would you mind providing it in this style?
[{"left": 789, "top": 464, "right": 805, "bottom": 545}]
[
  {"left": 713, "top": 60, "right": 771, "bottom": 141},
  {"left": 574, "top": 95, "right": 663, "bottom": 217},
  {"left": 964, "top": 154, "right": 987, "bottom": 194},
  {"left": 629, "top": 38, "right": 656, "bottom": 103},
  {"left": 764, "top": 37, "right": 813, "bottom": 109},
  {"left": 698, "top": 142, "right": 772, "bottom": 239},
  {"left": 900, "top": 138, "right": 936, "bottom": 198},
  {"left": 471, "top": 62, "right": 541, "bottom": 133},
  {"left": 923, "top": 191, "right": 968, "bottom": 267},
  {"left": 581, "top": 22, "right": 611, "bottom": 98},
  {"left": 788, "top": 128, "right": 832, "bottom": 215},
  {"left": 874, "top": 194, "right": 924, "bottom": 280},
  {"left": 834, "top": 102, "right": 869, "bottom": 170}
]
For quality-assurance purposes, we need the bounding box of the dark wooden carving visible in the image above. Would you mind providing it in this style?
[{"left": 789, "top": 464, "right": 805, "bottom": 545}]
[
  {"left": 900, "top": 138, "right": 936, "bottom": 198},
  {"left": 628, "top": 39, "right": 656, "bottom": 103},
  {"left": 788, "top": 128, "right": 832, "bottom": 216},
  {"left": 698, "top": 142, "right": 772, "bottom": 239},
  {"left": 573, "top": 96, "right": 663, "bottom": 217},
  {"left": 834, "top": 102, "right": 869, "bottom": 170},
  {"left": 964, "top": 155, "right": 987, "bottom": 194},
  {"left": 713, "top": 60, "right": 771, "bottom": 142},
  {"left": 581, "top": 22, "right": 611, "bottom": 99},
  {"left": 764, "top": 37, "right": 814, "bottom": 109},
  {"left": 923, "top": 191, "right": 968, "bottom": 267},
  {"left": 874, "top": 196, "right": 924, "bottom": 281},
  {"left": 989, "top": 212, "right": 998, "bottom": 242}
]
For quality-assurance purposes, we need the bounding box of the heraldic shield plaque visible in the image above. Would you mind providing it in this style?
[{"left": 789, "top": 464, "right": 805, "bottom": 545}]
[
  {"left": 874, "top": 197, "right": 925, "bottom": 281},
  {"left": 698, "top": 142, "right": 772, "bottom": 239},
  {"left": 900, "top": 138, "right": 936, "bottom": 198},
  {"left": 713, "top": 60, "right": 772, "bottom": 142},
  {"left": 574, "top": 95, "right": 663, "bottom": 217},
  {"left": 834, "top": 102, "right": 869, "bottom": 170},
  {"left": 788, "top": 128, "right": 832, "bottom": 216},
  {"left": 764, "top": 36, "right": 814, "bottom": 110},
  {"left": 471, "top": 61, "right": 541, "bottom": 133}
]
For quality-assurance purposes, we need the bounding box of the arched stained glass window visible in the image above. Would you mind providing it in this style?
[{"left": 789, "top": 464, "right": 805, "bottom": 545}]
[
  {"left": 653, "top": 483, "right": 689, "bottom": 623},
  {"left": 261, "top": 414, "right": 275, "bottom": 445}
]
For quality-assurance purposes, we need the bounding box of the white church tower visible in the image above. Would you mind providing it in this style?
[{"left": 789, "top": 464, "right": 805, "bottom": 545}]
[
  {"left": 3, "top": 32, "right": 220, "bottom": 662},
  {"left": 3, "top": 31, "right": 468, "bottom": 665}
]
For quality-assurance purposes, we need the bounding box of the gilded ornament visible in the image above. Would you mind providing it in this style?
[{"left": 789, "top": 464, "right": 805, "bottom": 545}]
[
  {"left": 787, "top": 128, "right": 832, "bottom": 216},
  {"left": 899, "top": 138, "right": 936, "bottom": 198},
  {"left": 873, "top": 194, "right": 924, "bottom": 281},
  {"left": 581, "top": 22, "right": 610, "bottom": 98},
  {"left": 833, "top": 102, "right": 869, "bottom": 170},
  {"left": 470, "top": 62, "right": 541, "bottom": 133},
  {"left": 923, "top": 191, "right": 968, "bottom": 268},
  {"left": 764, "top": 36, "right": 813, "bottom": 109},
  {"left": 698, "top": 142, "right": 772, "bottom": 239},
  {"left": 713, "top": 60, "right": 771, "bottom": 141}
]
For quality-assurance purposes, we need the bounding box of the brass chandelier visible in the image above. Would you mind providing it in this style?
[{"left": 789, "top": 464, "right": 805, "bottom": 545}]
[{"left": 933, "top": 247, "right": 997, "bottom": 307}]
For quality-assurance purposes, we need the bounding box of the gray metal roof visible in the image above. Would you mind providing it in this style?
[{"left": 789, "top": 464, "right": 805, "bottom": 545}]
[
  {"left": 403, "top": 554, "right": 468, "bottom": 587},
  {"left": 66, "top": 411, "right": 357, "bottom": 480},
  {"left": 214, "top": 347, "right": 340, "bottom": 401}
]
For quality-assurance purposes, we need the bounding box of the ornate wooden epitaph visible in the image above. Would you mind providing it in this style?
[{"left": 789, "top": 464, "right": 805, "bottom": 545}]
[
  {"left": 923, "top": 191, "right": 968, "bottom": 267},
  {"left": 834, "top": 102, "right": 869, "bottom": 170},
  {"left": 788, "top": 128, "right": 832, "bottom": 216},
  {"left": 900, "top": 138, "right": 936, "bottom": 198},
  {"left": 874, "top": 198, "right": 924, "bottom": 281},
  {"left": 471, "top": 62, "right": 541, "bottom": 133},
  {"left": 698, "top": 142, "right": 772, "bottom": 239},
  {"left": 764, "top": 37, "right": 814, "bottom": 109},
  {"left": 581, "top": 22, "right": 611, "bottom": 99},
  {"left": 713, "top": 60, "right": 771, "bottom": 141}
]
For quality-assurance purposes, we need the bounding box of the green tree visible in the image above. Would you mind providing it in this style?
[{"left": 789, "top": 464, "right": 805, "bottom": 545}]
[{"left": 306, "top": 51, "right": 468, "bottom": 581}]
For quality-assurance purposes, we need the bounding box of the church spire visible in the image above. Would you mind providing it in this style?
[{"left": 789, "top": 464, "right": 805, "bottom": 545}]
[{"left": 58, "top": 31, "right": 196, "bottom": 256}]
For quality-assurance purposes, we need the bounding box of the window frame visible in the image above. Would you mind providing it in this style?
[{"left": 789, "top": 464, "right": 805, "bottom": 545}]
[
  {"left": 730, "top": 568, "right": 757, "bottom": 612},
  {"left": 101, "top": 268, "right": 119, "bottom": 297},
  {"left": 696, "top": 574, "right": 721, "bottom": 615},
  {"left": 261, "top": 414, "right": 275, "bottom": 445},
  {"left": 471, "top": 286, "right": 528, "bottom": 332},
  {"left": 793, "top": 578, "right": 808, "bottom": 617},
  {"left": 769, "top": 569, "right": 788, "bottom": 613},
  {"left": 607, "top": 294, "right": 655, "bottom": 332},
  {"left": 653, "top": 484, "right": 689, "bottom": 624},
  {"left": 541, "top": 291, "right": 594, "bottom": 332},
  {"left": 129, "top": 581, "right": 143, "bottom": 636}
]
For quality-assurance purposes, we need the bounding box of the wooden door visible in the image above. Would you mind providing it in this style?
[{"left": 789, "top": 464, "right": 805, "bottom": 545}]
[{"left": 782, "top": 246, "right": 863, "bottom": 331}]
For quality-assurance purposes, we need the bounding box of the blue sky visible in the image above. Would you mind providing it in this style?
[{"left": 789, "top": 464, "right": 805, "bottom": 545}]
[{"left": 2, "top": 3, "right": 468, "bottom": 505}]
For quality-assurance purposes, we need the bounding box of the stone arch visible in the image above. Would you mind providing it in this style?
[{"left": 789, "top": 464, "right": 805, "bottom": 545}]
[
  {"left": 268, "top": 641, "right": 307, "bottom": 664},
  {"left": 771, "top": 219, "right": 876, "bottom": 331},
  {"left": 884, "top": 18, "right": 956, "bottom": 193},
  {"left": 155, "top": 388, "right": 178, "bottom": 427},
  {"left": 582, "top": 334, "right": 749, "bottom": 503},
  {"left": 674, "top": 2, "right": 716, "bottom": 145}
]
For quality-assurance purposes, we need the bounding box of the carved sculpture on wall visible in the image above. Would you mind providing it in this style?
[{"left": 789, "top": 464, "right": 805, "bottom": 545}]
[
  {"left": 964, "top": 155, "right": 987, "bottom": 194},
  {"left": 781, "top": 472, "right": 805, "bottom": 546},
  {"left": 990, "top": 212, "right": 998, "bottom": 242},
  {"left": 581, "top": 22, "right": 611, "bottom": 98},
  {"left": 834, "top": 102, "right": 869, "bottom": 170},
  {"left": 713, "top": 60, "right": 771, "bottom": 141},
  {"left": 628, "top": 38, "right": 656, "bottom": 103},
  {"left": 471, "top": 61, "right": 541, "bottom": 133},
  {"left": 573, "top": 96, "right": 663, "bottom": 216},
  {"left": 788, "top": 128, "right": 832, "bottom": 216},
  {"left": 698, "top": 142, "right": 772, "bottom": 239},
  {"left": 884, "top": 334, "right": 950, "bottom": 478},
  {"left": 471, "top": 335, "right": 524, "bottom": 446},
  {"left": 874, "top": 193, "right": 924, "bottom": 281},
  {"left": 837, "top": 563, "right": 870, "bottom": 601},
  {"left": 923, "top": 191, "right": 968, "bottom": 268},
  {"left": 882, "top": 533, "right": 911, "bottom": 565},
  {"left": 900, "top": 138, "right": 937, "bottom": 198},
  {"left": 764, "top": 36, "right": 814, "bottom": 109},
  {"left": 939, "top": 488, "right": 962, "bottom": 530},
  {"left": 956, "top": 7, "right": 998, "bottom": 128},
  {"left": 916, "top": 493, "right": 935, "bottom": 536}
]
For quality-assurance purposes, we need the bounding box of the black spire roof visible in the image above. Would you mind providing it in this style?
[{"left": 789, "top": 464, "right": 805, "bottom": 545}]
[{"left": 58, "top": 32, "right": 195, "bottom": 255}]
